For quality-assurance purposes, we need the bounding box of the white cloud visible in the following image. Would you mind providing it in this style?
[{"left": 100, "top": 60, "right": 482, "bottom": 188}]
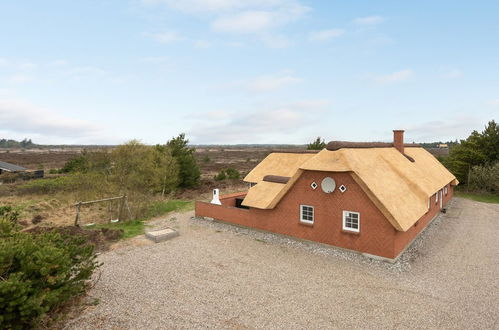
[
  {"left": 188, "top": 99, "right": 330, "bottom": 143},
  {"left": 372, "top": 69, "right": 413, "bottom": 84},
  {"left": 0, "top": 58, "right": 9, "bottom": 66},
  {"left": 353, "top": 16, "right": 384, "bottom": 25},
  {"left": 142, "top": 0, "right": 299, "bottom": 14},
  {"left": 488, "top": 99, "right": 499, "bottom": 106},
  {"left": 0, "top": 99, "right": 102, "bottom": 139},
  {"left": 49, "top": 59, "right": 69, "bottom": 66},
  {"left": 9, "top": 74, "right": 35, "bottom": 84},
  {"left": 260, "top": 34, "right": 291, "bottom": 48},
  {"left": 245, "top": 71, "right": 302, "bottom": 92},
  {"left": 211, "top": 9, "right": 301, "bottom": 34},
  {"left": 407, "top": 116, "right": 483, "bottom": 142},
  {"left": 440, "top": 68, "right": 463, "bottom": 79},
  {"left": 64, "top": 66, "right": 106, "bottom": 76},
  {"left": 141, "top": 56, "right": 170, "bottom": 64},
  {"left": 148, "top": 31, "right": 184, "bottom": 44},
  {"left": 19, "top": 61, "right": 37, "bottom": 70},
  {"left": 193, "top": 40, "right": 212, "bottom": 48},
  {"left": 308, "top": 29, "right": 344, "bottom": 42},
  {"left": 143, "top": 0, "right": 310, "bottom": 37}
]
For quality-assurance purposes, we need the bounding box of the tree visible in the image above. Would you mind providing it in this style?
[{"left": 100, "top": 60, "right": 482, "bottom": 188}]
[
  {"left": 444, "top": 120, "right": 499, "bottom": 183},
  {"left": 165, "top": 134, "right": 200, "bottom": 188},
  {"left": 307, "top": 137, "right": 326, "bottom": 150}
]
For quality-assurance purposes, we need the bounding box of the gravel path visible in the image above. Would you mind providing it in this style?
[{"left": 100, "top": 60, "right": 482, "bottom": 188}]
[{"left": 65, "top": 198, "right": 499, "bottom": 329}]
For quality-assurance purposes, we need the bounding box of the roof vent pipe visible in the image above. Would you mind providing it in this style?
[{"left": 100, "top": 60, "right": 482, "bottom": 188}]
[{"left": 393, "top": 130, "right": 405, "bottom": 154}]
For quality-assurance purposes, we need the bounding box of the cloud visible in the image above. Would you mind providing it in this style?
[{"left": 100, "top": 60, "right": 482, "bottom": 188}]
[
  {"left": 49, "top": 59, "right": 69, "bottom": 66},
  {"left": 193, "top": 40, "right": 212, "bottom": 48},
  {"left": 141, "top": 56, "right": 170, "bottom": 64},
  {"left": 440, "top": 68, "right": 463, "bottom": 79},
  {"left": 9, "top": 74, "right": 35, "bottom": 84},
  {"left": 188, "top": 99, "right": 330, "bottom": 143},
  {"left": 143, "top": 0, "right": 310, "bottom": 38},
  {"left": 245, "top": 71, "right": 302, "bottom": 92},
  {"left": 142, "top": 0, "right": 302, "bottom": 14},
  {"left": 353, "top": 16, "right": 384, "bottom": 25},
  {"left": 407, "top": 116, "right": 483, "bottom": 142},
  {"left": 211, "top": 5, "right": 308, "bottom": 34},
  {"left": 260, "top": 34, "right": 291, "bottom": 48},
  {"left": 372, "top": 69, "right": 413, "bottom": 84},
  {"left": 148, "top": 31, "right": 184, "bottom": 44},
  {"left": 308, "top": 29, "right": 344, "bottom": 42},
  {"left": 0, "top": 57, "right": 9, "bottom": 66},
  {"left": 488, "top": 99, "right": 499, "bottom": 106},
  {"left": 0, "top": 99, "right": 102, "bottom": 140}
]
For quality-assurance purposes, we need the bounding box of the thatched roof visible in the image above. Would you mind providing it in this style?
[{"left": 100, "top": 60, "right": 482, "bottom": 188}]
[
  {"left": 263, "top": 175, "right": 290, "bottom": 184},
  {"left": 326, "top": 141, "right": 420, "bottom": 151},
  {"left": 242, "top": 145, "right": 458, "bottom": 231}
]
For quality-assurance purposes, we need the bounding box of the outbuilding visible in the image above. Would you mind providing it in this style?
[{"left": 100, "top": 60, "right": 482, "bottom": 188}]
[{"left": 0, "top": 160, "right": 27, "bottom": 175}]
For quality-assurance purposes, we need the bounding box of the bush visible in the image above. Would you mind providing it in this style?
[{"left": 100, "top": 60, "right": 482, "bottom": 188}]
[
  {"left": 214, "top": 170, "right": 227, "bottom": 181},
  {"left": 468, "top": 162, "right": 499, "bottom": 194},
  {"left": 165, "top": 134, "right": 200, "bottom": 188},
  {"left": 225, "top": 167, "right": 240, "bottom": 180},
  {"left": 0, "top": 207, "right": 99, "bottom": 328},
  {"left": 307, "top": 136, "right": 326, "bottom": 150},
  {"left": 18, "top": 176, "right": 76, "bottom": 194}
]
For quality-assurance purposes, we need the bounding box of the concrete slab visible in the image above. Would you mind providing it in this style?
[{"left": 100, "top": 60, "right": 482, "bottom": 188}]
[{"left": 145, "top": 227, "right": 179, "bottom": 243}]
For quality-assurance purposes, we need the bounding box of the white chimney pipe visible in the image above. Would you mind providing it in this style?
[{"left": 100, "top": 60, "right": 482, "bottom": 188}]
[{"left": 211, "top": 189, "right": 222, "bottom": 205}]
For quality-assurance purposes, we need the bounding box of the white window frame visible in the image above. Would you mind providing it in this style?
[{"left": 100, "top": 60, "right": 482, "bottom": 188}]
[
  {"left": 342, "top": 211, "right": 360, "bottom": 233},
  {"left": 444, "top": 186, "right": 448, "bottom": 195},
  {"left": 435, "top": 192, "right": 438, "bottom": 204},
  {"left": 300, "top": 205, "right": 314, "bottom": 224}
]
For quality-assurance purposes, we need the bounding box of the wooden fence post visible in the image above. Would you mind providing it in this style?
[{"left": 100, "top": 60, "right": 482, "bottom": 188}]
[{"left": 74, "top": 202, "right": 82, "bottom": 227}]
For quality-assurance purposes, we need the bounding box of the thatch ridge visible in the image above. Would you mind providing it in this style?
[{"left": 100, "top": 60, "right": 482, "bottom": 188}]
[{"left": 326, "top": 141, "right": 420, "bottom": 151}]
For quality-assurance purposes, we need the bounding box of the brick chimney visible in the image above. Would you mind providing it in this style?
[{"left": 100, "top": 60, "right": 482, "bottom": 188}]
[{"left": 393, "top": 130, "right": 404, "bottom": 154}]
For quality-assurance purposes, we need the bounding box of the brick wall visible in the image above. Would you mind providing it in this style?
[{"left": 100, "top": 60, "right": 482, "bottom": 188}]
[{"left": 196, "top": 172, "right": 454, "bottom": 260}]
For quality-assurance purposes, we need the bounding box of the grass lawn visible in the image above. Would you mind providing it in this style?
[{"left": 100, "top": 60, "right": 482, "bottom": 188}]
[
  {"left": 90, "top": 199, "right": 194, "bottom": 238},
  {"left": 455, "top": 191, "right": 499, "bottom": 204}
]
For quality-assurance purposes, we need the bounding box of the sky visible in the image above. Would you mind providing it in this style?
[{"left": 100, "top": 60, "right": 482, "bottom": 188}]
[{"left": 0, "top": 0, "right": 498, "bottom": 145}]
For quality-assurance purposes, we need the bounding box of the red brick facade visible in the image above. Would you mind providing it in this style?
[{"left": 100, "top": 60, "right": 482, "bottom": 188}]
[{"left": 195, "top": 170, "right": 454, "bottom": 260}]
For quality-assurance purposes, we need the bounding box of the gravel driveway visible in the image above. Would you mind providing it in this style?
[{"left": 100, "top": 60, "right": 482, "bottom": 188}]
[{"left": 65, "top": 197, "right": 499, "bottom": 329}]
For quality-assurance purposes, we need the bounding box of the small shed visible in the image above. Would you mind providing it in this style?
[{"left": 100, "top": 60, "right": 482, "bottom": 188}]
[{"left": 0, "top": 160, "right": 27, "bottom": 175}]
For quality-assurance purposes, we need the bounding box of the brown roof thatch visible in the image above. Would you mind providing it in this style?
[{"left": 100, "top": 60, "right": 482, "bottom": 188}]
[
  {"left": 327, "top": 141, "right": 420, "bottom": 151},
  {"left": 242, "top": 145, "right": 457, "bottom": 231},
  {"left": 263, "top": 175, "right": 290, "bottom": 184}
]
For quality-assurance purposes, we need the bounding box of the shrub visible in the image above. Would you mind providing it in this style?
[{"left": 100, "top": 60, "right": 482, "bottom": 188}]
[
  {"left": 467, "top": 161, "right": 499, "bottom": 194},
  {"left": 202, "top": 155, "right": 211, "bottom": 163},
  {"left": 0, "top": 208, "right": 99, "bottom": 328},
  {"left": 165, "top": 134, "right": 200, "bottom": 188},
  {"left": 18, "top": 176, "right": 76, "bottom": 194},
  {"left": 307, "top": 137, "right": 326, "bottom": 150},
  {"left": 225, "top": 167, "right": 240, "bottom": 180},
  {"left": 214, "top": 170, "right": 227, "bottom": 181}
]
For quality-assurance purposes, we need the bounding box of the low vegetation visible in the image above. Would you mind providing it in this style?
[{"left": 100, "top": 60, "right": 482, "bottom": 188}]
[
  {"left": 0, "top": 206, "right": 99, "bottom": 328},
  {"left": 214, "top": 168, "right": 241, "bottom": 181},
  {"left": 455, "top": 191, "right": 499, "bottom": 204}
]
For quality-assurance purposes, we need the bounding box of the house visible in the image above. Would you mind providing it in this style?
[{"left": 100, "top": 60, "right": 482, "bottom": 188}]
[
  {"left": 195, "top": 130, "right": 458, "bottom": 261},
  {"left": 0, "top": 160, "right": 27, "bottom": 175},
  {"left": 438, "top": 143, "right": 449, "bottom": 148}
]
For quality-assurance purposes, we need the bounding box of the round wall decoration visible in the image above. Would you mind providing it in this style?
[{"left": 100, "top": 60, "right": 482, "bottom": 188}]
[{"left": 321, "top": 177, "right": 336, "bottom": 193}]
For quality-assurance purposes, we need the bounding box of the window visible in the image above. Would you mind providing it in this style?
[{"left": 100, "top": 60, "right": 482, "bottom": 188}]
[
  {"left": 300, "top": 205, "right": 314, "bottom": 224},
  {"left": 343, "top": 211, "right": 360, "bottom": 232},
  {"left": 435, "top": 192, "right": 438, "bottom": 204},
  {"left": 444, "top": 186, "right": 448, "bottom": 195}
]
